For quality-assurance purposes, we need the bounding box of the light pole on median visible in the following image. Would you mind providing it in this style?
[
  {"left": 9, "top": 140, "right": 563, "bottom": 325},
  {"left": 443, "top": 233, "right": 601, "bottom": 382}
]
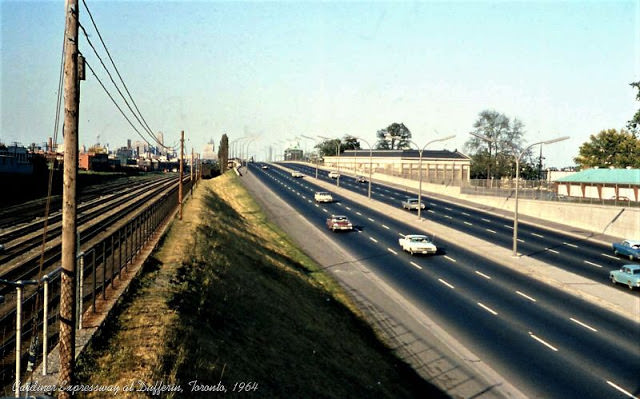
[
  {"left": 470, "top": 132, "right": 569, "bottom": 256},
  {"left": 355, "top": 137, "right": 373, "bottom": 199},
  {"left": 301, "top": 135, "right": 320, "bottom": 178},
  {"left": 318, "top": 135, "right": 341, "bottom": 187}
]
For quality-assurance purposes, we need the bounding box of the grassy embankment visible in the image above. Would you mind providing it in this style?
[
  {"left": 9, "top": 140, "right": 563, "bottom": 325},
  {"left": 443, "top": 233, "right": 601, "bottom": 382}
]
[{"left": 76, "top": 172, "right": 448, "bottom": 398}]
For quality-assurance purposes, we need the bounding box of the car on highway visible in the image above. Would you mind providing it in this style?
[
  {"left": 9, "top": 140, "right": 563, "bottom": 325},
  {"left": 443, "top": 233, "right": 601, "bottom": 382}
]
[
  {"left": 326, "top": 215, "right": 353, "bottom": 232},
  {"left": 356, "top": 175, "right": 367, "bottom": 183},
  {"left": 398, "top": 234, "right": 437, "bottom": 255},
  {"left": 314, "top": 191, "right": 333, "bottom": 203},
  {"left": 401, "top": 198, "right": 425, "bottom": 210},
  {"left": 612, "top": 239, "right": 640, "bottom": 261},
  {"left": 261, "top": 165, "right": 269, "bottom": 169},
  {"left": 291, "top": 170, "right": 303, "bottom": 178},
  {"left": 328, "top": 171, "right": 340, "bottom": 179},
  {"left": 609, "top": 264, "right": 640, "bottom": 290}
]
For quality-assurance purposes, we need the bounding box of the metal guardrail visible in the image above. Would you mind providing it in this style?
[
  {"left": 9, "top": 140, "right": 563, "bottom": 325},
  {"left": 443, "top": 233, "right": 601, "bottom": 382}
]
[{"left": 0, "top": 187, "right": 180, "bottom": 396}]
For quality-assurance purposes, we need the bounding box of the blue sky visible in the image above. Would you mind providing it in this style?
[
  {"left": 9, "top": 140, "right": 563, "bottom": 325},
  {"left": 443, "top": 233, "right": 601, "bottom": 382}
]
[{"left": 1, "top": 0, "right": 638, "bottom": 167}]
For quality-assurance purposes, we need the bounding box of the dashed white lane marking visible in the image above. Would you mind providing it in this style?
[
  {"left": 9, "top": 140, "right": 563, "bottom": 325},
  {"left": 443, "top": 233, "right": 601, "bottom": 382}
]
[
  {"left": 570, "top": 317, "right": 598, "bottom": 332},
  {"left": 336, "top": 203, "right": 342, "bottom": 206},
  {"left": 368, "top": 217, "right": 375, "bottom": 222},
  {"left": 475, "top": 270, "right": 491, "bottom": 279},
  {"left": 601, "top": 253, "right": 618, "bottom": 260},
  {"left": 486, "top": 229, "right": 497, "bottom": 234},
  {"left": 462, "top": 212, "right": 470, "bottom": 216},
  {"left": 427, "top": 210, "right": 435, "bottom": 213},
  {"left": 444, "top": 255, "right": 456, "bottom": 263},
  {"left": 477, "top": 302, "right": 498, "bottom": 315},
  {"left": 429, "top": 202, "right": 437, "bottom": 206},
  {"left": 345, "top": 206, "right": 351, "bottom": 211},
  {"left": 315, "top": 204, "right": 319, "bottom": 207},
  {"left": 517, "top": 238, "right": 525, "bottom": 243},
  {"left": 356, "top": 212, "right": 362, "bottom": 215},
  {"left": 563, "top": 242, "right": 578, "bottom": 248},
  {"left": 438, "top": 279, "right": 454, "bottom": 289},
  {"left": 584, "top": 260, "right": 603, "bottom": 268},
  {"left": 388, "top": 248, "right": 398, "bottom": 255},
  {"left": 504, "top": 224, "right": 513, "bottom": 229},
  {"left": 445, "top": 207, "right": 453, "bottom": 211},
  {"left": 516, "top": 291, "right": 537, "bottom": 302},
  {"left": 464, "top": 221, "right": 473, "bottom": 226},
  {"left": 606, "top": 380, "right": 637, "bottom": 399},
  {"left": 322, "top": 208, "right": 328, "bottom": 213},
  {"left": 444, "top": 215, "right": 452, "bottom": 219},
  {"left": 529, "top": 332, "right": 558, "bottom": 351},
  {"left": 531, "top": 233, "right": 544, "bottom": 238},
  {"left": 410, "top": 261, "right": 422, "bottom": 270},
  {"left": 545, "top": 248, "right": 559, "bottom": 254},
  {"left": 398, "top": 233, "right": 405, "bottom": 237},
  {"left": 369, "top": 237, "right": 378, "bottom": 243},
  {"left": 382, "top": 224, "right": 390, "bottom": 230},
  {"left": 481, "top": 218, "right": 491, "bottom": 222}
]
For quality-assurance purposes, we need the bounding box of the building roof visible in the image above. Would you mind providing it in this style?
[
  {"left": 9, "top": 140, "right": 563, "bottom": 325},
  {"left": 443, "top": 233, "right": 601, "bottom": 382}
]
[
  {"left": 554, "top": 168, "right": 640, "bottom": 185},
  {"left": 340, "top": 149, "right": 470, "bottom": 160}
]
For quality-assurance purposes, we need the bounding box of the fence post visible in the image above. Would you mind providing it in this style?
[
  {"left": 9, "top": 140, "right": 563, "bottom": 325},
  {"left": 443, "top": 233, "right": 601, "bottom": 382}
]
[
  {"left": 78, "top": 252, "right": 84, "bottom": 330},
  {"left": 15, "top": 286, "right": 22, "bottom": 397},
  {"left": 111, "top": 235, "right": 115, "bottom": 288},
  {"left": 92, "top": 250, "right": 96, "bottom": 313},
  {"left": 42, "top": 276, "right": 49, "bottom": 375},
  {"left": 102, "top": 241, "right": 107, "bottom": 300}
]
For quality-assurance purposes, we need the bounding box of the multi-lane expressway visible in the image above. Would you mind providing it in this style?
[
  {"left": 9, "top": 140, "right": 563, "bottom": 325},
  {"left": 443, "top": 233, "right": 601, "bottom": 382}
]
[{"left": 246, "top": 162, "right": 639, "bottom": 399}]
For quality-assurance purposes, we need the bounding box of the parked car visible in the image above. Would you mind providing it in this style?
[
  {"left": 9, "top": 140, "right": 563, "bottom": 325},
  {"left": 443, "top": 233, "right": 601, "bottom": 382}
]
[
  {"left": 328, "top": 171, "right": 340, "bottom": 179},
  {"left": 612, "top": 240, "right": 640, "bottom": 261},
  {"left": 291, "top": 170, "right": 303, "bottom": 178},
  {"left": 398, "top": 234, "right": 437, "bottom": 255},
  {"left": 609, "top": 264, "right": 640, "bottom": 290},
  {"left": 356, "top": 175, "right": 367, "bottom": 183},
  {"left": 401, "top": 198, "right": 425, "bottom": 210},
  {"left": 326, "top": 215, "right": 353, "bottom": 232},
  {"left": 314, "top": 191, "right": 333, "bottom": 203}
]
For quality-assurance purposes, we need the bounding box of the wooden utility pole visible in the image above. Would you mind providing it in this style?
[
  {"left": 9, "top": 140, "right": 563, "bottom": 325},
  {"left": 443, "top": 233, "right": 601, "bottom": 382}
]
[
  {"left": 179, "top": 131, "right": 184, "bottom": 220},
  {"left": 59, "top": 0, "right": 80, "bottom": 396}
]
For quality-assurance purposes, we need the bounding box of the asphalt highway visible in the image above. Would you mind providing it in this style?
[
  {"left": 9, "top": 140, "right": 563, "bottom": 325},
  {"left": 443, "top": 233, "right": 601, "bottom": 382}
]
[
  {"left": 248, "top": 162, "right": 639, "bottom": 399},
  {"left": 284, "top": 162, "right": 639, "bottom": 297}
]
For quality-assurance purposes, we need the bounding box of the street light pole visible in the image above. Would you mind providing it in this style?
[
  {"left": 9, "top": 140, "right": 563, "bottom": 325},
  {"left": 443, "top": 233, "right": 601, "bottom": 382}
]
[
  {"left": 318, "top": 135, "right": 341, "bottom": 187},
  {"left": 470, "top": 132, "right": 569, "bottom": 256},
  {"left": 355, "top": 137, "right": 373, "bottom": 199},
  {"left": 301, "top": 135, "right": 320, "bottom": 179}
]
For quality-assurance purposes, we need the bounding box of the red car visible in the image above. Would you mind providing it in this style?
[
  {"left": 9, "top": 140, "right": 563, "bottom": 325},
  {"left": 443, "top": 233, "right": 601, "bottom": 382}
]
[{"left": 326, "top": 215, "right": 353, "bottom": 232}]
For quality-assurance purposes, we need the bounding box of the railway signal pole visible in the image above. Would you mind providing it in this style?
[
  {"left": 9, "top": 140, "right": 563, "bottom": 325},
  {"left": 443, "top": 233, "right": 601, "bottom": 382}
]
[{"left": 59, "top": 0, "right": 80, "bottom": 396}]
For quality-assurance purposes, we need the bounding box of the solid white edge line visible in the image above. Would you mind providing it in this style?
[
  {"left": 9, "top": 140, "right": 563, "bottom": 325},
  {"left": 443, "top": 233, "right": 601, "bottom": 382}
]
[
  {"left": 606, "top": 380, "right": 638, "bottom": 399},
  {"left": 584, "top": 260, "right": 603, "bottom": 268},
  {"left": 486, "top": 229, "right": 497, "bottom": 233},
  {"left": 529, "top": 332, "right": 558, "bottom": 351},
  {"left": 570, "top": 317, "right": 598, "bottom": 332},
  {"left": 444, "top": 255, "right": 457, "bottom": 263},
  {"left": 477, "top": 302, "right": 498, "bottom": 315},
  {"left": 410, "top": 261, "right": 422, "bottom": 270},
  {"left": 387, "top": 248, "right": 398, "bottom": 255},
  {"left": 438, "top": 278, "right": 454, "bottom": 289},
  {"left": 515, "top": 291, "right": 537, "bottom": 302},
  {"left": 369, "top": 237, "right": 378, "bottom": 243},
  {"left": 475, "top": 270, "right": 491, "bottom": 279}
]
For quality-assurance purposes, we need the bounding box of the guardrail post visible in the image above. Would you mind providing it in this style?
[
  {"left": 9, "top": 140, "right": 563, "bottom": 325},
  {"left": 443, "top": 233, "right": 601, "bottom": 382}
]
[
  {"left": 42, "top": 276, "right": 49, "bottom": 375},
  {"left": 15, "top": 286, "right": 22, "bottom": 397}
]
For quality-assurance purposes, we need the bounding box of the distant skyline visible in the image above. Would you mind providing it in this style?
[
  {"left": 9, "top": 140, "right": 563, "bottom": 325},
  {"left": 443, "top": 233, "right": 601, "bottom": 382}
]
[{"left": 1, "top": 0, "right": 638, "bottom": 167}]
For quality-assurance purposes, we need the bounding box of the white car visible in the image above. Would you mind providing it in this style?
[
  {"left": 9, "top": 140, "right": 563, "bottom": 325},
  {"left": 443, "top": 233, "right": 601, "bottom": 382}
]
[
  {"left": 314, "top": 191, "right": 333, "bottom": 203},
  {"left": 328, "top": 171, "right": 340, "bottom": 179},
  {"left": 291, "top": 170, "right": 303, "bottom": 178},
  {"left": 399, "top": 234, "right": 437, "bottom": 255}
]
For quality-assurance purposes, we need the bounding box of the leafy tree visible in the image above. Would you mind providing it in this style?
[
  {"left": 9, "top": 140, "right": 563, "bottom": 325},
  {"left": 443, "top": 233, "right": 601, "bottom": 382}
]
[
  {"left": 315, "top": 135, "right": 360, "bottom": 157},
  {"left": 218, "top": 134, "right": 229, "bottom": 173},
  {"left": 627, "top": 81, "right": 640, "bottom": 134},
  {"left": 374, "top": 123, "right": 411, "bottom": 149},
  {"left": 464, "top": 110, "right": 528, "bottom": 179},
  {"left": 574, "top": 129, "right": 640, "bottom": 168}
]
